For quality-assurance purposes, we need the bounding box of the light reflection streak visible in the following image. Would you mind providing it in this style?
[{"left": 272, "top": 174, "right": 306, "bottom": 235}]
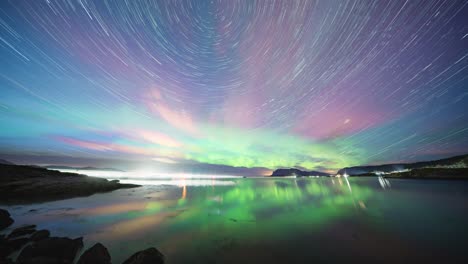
[
  {"left": 117, "top": 179, "right": 236, "bottom": 187},
  {"left": 55, "top": 169, "right": 242, "bottom": 180},
  {"left": 182, "top": 185, "right": 187, "bottom": 199},
  {"left": 6, "top": 178, "right": 378, "bottom": 253},
  {"left": 378, "top": 176, "right": 392, "bottom": 189}
]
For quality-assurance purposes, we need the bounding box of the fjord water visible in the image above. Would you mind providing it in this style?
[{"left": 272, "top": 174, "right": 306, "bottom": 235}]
[{"left": 3, "top": 177, "right": 468, "bottom": 263}]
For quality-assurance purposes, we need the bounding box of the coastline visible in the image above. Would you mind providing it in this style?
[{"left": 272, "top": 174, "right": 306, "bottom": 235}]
[
  {"left": 383, "top": 168, "right": 468, "bottom": 180},
  {"left": 1, "top": 176, "right": 468, "bottom": 263},
  {"left": 0, "top": 208, "right": 165, "bottom": 264},
  {"left": 0, "top": 164, "right": 140, "bottom": 205}
]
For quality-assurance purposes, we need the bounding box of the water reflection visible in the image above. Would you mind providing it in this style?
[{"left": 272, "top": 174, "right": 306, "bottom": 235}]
[
  {"left": 4, "top": 177, "right": 468, "bottom": 264},
  {"left": 8, "top": 177, "right": 468, "bottom": 263},
  {"left": 117, "top": 178, "right": 237, "bottom": 187},
  {"left": 75, "top": 178, "right": 374, "bottom": 243},
  {"left": 378, "top": 176, "right": 391, "bottom": 189}
]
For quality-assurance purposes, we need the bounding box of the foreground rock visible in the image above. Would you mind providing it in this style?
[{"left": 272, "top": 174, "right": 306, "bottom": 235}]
[
  {"left": 0, "top": 164, "right": 140, "bottom": 204},
  {"left": 0, "top": 232, "right": 31, "bottom": 259},
  {"left": 77, "top": 243, "right": 111, "bottom": 264},
  {"left": 0, "top": 209, "right": 14, "bottom": 230},
  {"left": 123, "top": 247, "right": 165, "bottom": 264},
  {"left": 271, "top": 168, "right": 330, "bottom": 177},
  {"left": 8, "top": 225, "right": 36, "bottom": 239},
  {"left": 1, "top": 209, "right": 166, "bottom": 264},
  {"left": 30, "top": 230, "right": 50, "bottom": 241},
  {"left": 0, "top": 237, "right": 29, "bottom": 259},
  {"left": 17, "top": 237, "right": 83, "bottom": 264}
]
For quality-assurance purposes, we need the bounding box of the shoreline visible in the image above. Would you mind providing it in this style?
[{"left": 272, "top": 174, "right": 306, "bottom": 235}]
[
  {"left": 0, "top": 208, "right": 165, "bottom": 264},
  {"left": 2, "top": 176, "right": 467, "bottom": 264},
  {"left": 0, "top": 164, "right": 140, "bottom": 205}
]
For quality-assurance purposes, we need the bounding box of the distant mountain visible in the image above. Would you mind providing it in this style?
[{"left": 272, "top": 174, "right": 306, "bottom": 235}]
[
  {"left": 337, "top": 154, "right": 468, "bottom": 176},
  {"left": 45, "top": 165, "right": 124, "bottom": 172},
  {"left": 0, "top": 159, "right": 15, "bottom": 165},
  {"left": 271, "top": 168, "right": 330, "bottom": 177}
]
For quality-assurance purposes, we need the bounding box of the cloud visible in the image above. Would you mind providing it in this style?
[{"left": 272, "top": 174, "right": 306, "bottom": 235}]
[
  {"left": 134, "top": 129, "right": 183, "bottom": 148},
  {"left": 54, "top": 136, "right": 112, "bottom": 151}
]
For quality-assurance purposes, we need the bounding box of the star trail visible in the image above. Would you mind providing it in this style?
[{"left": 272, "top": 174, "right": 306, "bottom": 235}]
[{"left": 0, "top": 0, "right": 467, "bottom": 173}]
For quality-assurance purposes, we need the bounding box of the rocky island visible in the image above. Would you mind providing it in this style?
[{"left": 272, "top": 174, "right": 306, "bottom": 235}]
[{"left": 271, "top": 168, "right": 330, "bottom": 177}]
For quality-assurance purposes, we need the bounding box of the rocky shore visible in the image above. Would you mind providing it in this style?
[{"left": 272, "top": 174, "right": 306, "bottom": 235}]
[
  {"left": 0, "top": 164, "right": 140, "bottom": 204},
  {"left": 0, "top": 208, "right": 164, "bottom": 264}
]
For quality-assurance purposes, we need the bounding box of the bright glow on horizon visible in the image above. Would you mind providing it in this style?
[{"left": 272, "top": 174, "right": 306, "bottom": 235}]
[{"left": 57, "top": 168, "right": 243, "bottom": 180}]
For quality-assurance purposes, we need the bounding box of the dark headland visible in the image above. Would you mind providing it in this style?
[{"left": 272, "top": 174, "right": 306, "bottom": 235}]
[
  {"left": 272, "top": 154, "right": 468, "bottom": 180},
  {"left": 341, "top": 154, "right": 468, "bottom": 179},
  {"left": 271, "top": 168, "right": 330, "bottom": 177},
  {"left": 0, "top": 163, "right": 139, "bottom": 204}
]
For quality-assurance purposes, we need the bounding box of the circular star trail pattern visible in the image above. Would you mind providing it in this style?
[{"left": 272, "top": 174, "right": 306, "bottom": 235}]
[{"left": 0, "top": 0, "right": 467, "bottom": 173}]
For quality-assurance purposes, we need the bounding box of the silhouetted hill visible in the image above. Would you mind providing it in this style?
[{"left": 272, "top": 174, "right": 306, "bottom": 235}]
[
  {"left": 271, "top": 168, "right": 330, "bottom": 177},
  {"left": 338, "top": 154, "right": 468, "bottom": 176}
]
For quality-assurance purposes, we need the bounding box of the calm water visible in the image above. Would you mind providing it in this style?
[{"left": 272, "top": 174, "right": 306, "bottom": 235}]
[{"left": 2, "top": 177, "right": 468, "bottom": 263}]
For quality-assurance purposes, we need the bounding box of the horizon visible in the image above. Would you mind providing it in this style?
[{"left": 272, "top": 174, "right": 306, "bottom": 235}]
[
  {"left": 1, "top": 1, "right": 468, "bottom": 174},
  {"left": 1, "top": 152, "right": 467, "bottom": 177}
]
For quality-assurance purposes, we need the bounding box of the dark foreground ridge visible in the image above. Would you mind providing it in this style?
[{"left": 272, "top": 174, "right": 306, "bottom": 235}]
[
  {"left": 271, "top": 168, "right": 330, "bottom": 177},
  {"left": 0, "top": 209, "right": 165, "bottom": 264},
  {"left": 0, "top": 164, "right": 140, "bottom": 204}
]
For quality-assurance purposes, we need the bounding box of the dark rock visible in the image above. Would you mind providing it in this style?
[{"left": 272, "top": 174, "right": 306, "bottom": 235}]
[
  {"left": 0, "top": 246, "right": 12, "bottom": 259},
  {"left": 30, "top": 230, "right": 50, "bottom": 241},
  {"left": 122, "top": 247, "right": 165, "bottom": 264},
  {"left": 0, "top": 240, "right": 12, "bottom": 259},
  {"left": 0, "top": 237, "right": 29, "bottom": 259},
  {"left": 7, "top": 237, "right": 29, "bottom": 250},
  {"left": 8, "top": 225, "right": 36, "bottom": 239},
  {"left": 0, "top": 209, "right": 14, "bottom": 230},
  {"left": 77, "top": 243, "right": 111, "bottom": 264},
  {"left": 17, "top": 237, "right": 83, "bottom": 264},
  {"left": 0, "top": 258, "right": 14, "bottom": 264}
]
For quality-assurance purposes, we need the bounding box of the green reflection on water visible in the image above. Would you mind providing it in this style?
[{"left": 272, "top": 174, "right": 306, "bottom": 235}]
[{"left": 118, "top": 178, "right": 375, "bottom": 243}]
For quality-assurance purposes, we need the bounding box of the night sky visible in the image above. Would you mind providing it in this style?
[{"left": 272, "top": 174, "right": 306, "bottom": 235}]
[{"left": 1, "top": 0, "right": 467, "bottom": 174}]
